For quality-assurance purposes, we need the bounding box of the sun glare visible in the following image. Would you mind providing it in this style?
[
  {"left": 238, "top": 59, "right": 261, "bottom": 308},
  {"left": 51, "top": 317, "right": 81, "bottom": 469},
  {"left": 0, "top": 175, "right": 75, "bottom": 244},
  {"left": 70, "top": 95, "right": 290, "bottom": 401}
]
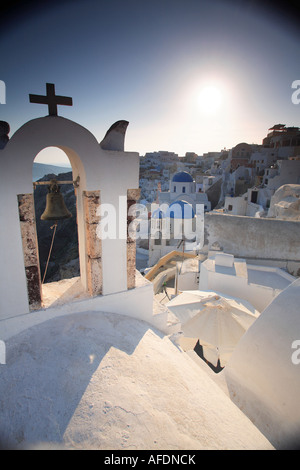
[{"left": 198, "top": 85, "right": 223, "bottom": 114}]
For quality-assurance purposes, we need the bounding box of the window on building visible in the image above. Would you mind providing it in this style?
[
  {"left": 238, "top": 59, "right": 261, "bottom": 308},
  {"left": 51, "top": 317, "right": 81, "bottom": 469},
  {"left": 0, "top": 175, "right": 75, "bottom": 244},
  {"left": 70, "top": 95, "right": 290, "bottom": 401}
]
[
  {"left": 228, "top": 205, "right": 233, "bottom": 211},
  {"left": 174, "top": 185, "right": 176, "bottom": 193},
  {"left": 182, "top": 186, "right": 186, "bottom": 193}
]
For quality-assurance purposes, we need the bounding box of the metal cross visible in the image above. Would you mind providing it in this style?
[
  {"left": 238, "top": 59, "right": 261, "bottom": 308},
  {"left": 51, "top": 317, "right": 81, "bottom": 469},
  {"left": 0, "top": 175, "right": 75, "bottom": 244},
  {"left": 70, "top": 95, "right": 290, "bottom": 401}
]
[{"left": 29, "top": 83, "right": 73, "bottom": 116}]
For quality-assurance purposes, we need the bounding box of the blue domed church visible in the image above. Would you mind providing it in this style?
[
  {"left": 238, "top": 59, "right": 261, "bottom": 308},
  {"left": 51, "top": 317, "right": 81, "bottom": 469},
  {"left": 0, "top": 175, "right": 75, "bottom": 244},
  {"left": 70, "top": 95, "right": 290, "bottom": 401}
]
[
  {"left": 158, "top": 171, "right": 211, "bottom": 212},
  {"left": 149, "top": 171, "right": 209, "bottom": 266}
]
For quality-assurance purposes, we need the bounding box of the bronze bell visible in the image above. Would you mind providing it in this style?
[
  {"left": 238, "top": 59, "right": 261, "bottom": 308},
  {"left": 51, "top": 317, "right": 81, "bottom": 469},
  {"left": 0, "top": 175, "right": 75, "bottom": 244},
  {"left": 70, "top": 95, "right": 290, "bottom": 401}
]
[{"left": 41, "top": 179, "right": 72, "bottom": 221}]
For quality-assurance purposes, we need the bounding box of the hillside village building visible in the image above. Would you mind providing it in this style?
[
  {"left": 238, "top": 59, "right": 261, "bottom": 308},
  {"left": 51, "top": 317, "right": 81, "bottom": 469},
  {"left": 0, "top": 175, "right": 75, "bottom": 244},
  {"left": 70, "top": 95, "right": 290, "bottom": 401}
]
[
  {"left": 230, "top": 142, "right": 254, "bottom": 171},
  {"left": 223, "top": 158, "right": 300, "bottom": 217},
  {"left": 148, "top": 171, "right": 208, "bottom": 266},
  {"left": 263, "top": 158, "right": 300, "bottom": 189},
  {"left": 158, "top": 171, "right": 211, "bottom": 212},
  {"left": 198, "top": 252, "right": 295, "bottom": 312},
  {"left": 262, "top": 124, "right": 300, "bottom": 150},
  {"left": 230, "top": 125, "right": 300, "bottom": 170},
  {"left": 267, "top": 184, "right": 300, "bottom": 220},
  {"left": 148, "top": 199, "right": 200, "bottom": 267}
]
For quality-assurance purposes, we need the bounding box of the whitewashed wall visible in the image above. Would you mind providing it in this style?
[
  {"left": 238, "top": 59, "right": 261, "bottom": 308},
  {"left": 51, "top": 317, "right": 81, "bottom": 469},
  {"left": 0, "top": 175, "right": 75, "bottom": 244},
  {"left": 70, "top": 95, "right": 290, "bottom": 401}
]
[
  {"left": 203, "top": 213, "right": 300, "bottom": 276},
  {"left": 225, "top": 278, "right": 300, "bottom": 449}
]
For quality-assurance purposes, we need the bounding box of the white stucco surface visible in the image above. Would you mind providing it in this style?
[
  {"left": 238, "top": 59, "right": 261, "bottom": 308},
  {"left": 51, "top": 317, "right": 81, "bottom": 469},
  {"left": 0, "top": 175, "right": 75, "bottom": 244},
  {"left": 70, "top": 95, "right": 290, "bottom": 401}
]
[
  {"left": 203, "top": 213, "right": 300, "bottom": 277},
  {"left": 225, "top": 278, "right": 300, "bottom": 449},
  {"left": 268, "top": 184, "right": 300, "bottom": 220},
  {"left": 199, "top": 253, "right": 295, "bottom": 312},
  {"left": 0, "top": 272, "right": 165, "bottom": 342},
  {"left": 0, "top": 310, "right": 273, "bottom": 450}
]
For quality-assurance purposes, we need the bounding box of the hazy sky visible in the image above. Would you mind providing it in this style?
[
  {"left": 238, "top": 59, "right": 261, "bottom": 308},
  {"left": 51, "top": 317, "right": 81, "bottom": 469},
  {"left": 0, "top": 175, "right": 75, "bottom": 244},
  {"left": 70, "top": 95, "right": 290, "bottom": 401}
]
[{"left": 1, "top": 0, "right": 299, "bottom": 164}]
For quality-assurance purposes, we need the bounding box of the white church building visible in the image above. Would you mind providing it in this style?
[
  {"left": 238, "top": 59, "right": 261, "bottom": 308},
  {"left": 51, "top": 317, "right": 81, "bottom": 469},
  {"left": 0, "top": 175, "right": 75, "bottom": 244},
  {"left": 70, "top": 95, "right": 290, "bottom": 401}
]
[
  {"left": 148, "top": 171, "right": 209, "bottom": 266},
  {"left": 158, "top": 170, "right": 211, "bottom": 212}
]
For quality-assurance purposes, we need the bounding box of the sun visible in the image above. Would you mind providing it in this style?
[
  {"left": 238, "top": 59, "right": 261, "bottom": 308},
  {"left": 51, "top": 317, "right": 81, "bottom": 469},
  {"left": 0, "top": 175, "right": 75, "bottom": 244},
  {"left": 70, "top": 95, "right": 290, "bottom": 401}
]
[{"left": 198, "top": 85, "right": 223, "bottom": 114}]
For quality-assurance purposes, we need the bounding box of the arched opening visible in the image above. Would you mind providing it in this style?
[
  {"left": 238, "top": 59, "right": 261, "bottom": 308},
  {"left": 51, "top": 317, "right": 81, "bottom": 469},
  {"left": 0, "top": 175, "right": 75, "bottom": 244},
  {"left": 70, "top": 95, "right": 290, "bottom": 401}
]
[{"left": 32, "top": 147, "right": 81, "bottom": 307}]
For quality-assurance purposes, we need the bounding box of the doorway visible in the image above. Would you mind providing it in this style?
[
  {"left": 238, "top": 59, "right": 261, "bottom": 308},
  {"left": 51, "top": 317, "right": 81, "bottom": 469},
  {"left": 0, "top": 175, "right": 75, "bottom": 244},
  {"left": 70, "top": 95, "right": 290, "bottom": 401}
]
[{"left": 251, "top": 190, "right": 258, "bottom": 204}]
